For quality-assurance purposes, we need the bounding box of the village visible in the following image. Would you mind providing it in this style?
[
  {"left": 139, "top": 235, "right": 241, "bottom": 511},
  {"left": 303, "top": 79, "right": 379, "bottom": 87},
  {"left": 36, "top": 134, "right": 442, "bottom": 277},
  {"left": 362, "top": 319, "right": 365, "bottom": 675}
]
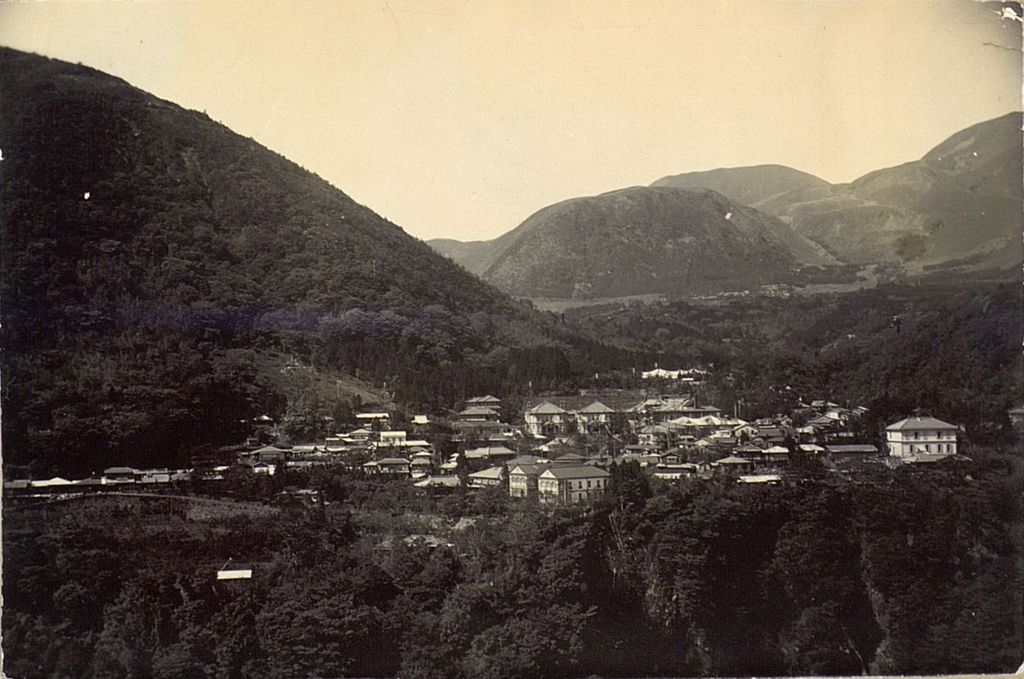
[{"left": 5, "top": 368, "right": 991, "bottom": 504}]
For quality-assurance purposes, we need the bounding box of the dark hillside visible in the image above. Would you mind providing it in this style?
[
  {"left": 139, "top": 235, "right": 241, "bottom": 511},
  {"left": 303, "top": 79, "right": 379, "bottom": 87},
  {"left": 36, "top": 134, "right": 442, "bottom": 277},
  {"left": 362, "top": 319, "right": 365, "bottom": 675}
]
[
  {"left": 470, "top": 186, "right": 839, "bottom": 299},
  {"left": 0, "top": 48, "right": 631, "bottom": 476},
  {"left": 3, "top": 457, "right": 1021, "bottom": 678},
  {"left": 567, "top": 281, "right": 1023, "bottom": 442},
  {"left": 650, "top": 114, "right": 1023, "bottom": 274}
]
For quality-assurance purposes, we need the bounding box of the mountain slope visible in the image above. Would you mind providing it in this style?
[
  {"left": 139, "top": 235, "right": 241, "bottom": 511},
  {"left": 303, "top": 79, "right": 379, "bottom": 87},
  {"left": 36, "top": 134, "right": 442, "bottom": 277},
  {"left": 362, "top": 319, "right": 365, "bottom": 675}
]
[
  {"left": 425, "top": 238, "right": 499, "bottom": 276},
  {"left": 650, "top": 114, "right": 1023, "bottom": 271},
  {"left": 0, "top": 49, "right": 619, "bottom": 475},
  {"left": 436, "top": 113, "right": 1022, "bottom": 298},
  {"left": 651, "top": 164, "right": 831, "bottom": 209},
  {"left": 461, "top": 186, "right": 838, "bottom": 299}
]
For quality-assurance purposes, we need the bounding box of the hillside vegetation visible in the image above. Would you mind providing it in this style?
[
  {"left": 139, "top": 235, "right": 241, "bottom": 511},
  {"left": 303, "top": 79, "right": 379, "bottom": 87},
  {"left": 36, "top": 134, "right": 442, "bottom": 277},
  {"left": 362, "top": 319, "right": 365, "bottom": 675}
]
[
  {"left": 440, "top": 186, "right": 840, "bottom": 299},
  {"left": 4, "top": 453, "right": 1021, "bottom": 678},
  {"left": 569, "top": 280, "right": 1023, "bottom": 444},
  {"left": 654, "top": 113, "right": 1023, "bottom": 271},
  {"left": 0, "top": 48, "right": 633, "bottom": 476},
  {"left": 433, "top": 113, "right": 1022, "bottom": 299}
]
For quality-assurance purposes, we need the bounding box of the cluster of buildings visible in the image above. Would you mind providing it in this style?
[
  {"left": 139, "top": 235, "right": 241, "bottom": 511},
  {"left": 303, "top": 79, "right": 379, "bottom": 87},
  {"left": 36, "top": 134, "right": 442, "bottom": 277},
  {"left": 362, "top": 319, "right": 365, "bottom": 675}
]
[
  {"left": 3, "top": 382, "right": 973, "bottom": 505},
  {"left": 3, "top": 466, "right": 197, "bottom": 494}
]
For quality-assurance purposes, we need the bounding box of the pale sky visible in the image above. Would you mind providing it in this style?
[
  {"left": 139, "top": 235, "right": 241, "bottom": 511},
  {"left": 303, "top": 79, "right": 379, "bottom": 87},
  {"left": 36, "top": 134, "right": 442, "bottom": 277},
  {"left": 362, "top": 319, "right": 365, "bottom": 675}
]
[{"left": 0, "top": 0, "right": 1020, "bottom": 241}]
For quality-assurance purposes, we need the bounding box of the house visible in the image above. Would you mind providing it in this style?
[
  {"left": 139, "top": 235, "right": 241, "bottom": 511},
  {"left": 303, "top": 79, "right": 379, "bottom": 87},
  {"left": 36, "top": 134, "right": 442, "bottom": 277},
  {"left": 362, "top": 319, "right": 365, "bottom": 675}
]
[
  {"left": 576, "top": 401, "right": 615, "bottom": 434},
  {"left": 733, "top": 423, "right": 760, "bottom": 440},
  {"left": 636, "top": 398, "right": 718, "bottom": 425},
  {"left": 885, "top": 416, "right": 958, "bottom": 458},
  {"left": 734, "top": 444, "right": 765, "bottom": 462},
  {"left": 468, "top": 465, "right": 506, "bottom": 488},
  {"left": 31, "top": 477, "right": 75, "bottom": 488},
  {"left": 806, "top": 415, "right": 837, "bottom": 431},
  {"left": 754, "top": 427, "right": 789, "bottom": 444},
  {"left": 715, "top": 455, "right": 755, "bottom": 474},
  {"left": 466, "top": 395, "right": 502, "bottom": 408},
  {"left": 762, "top": 446, "right": 791, "bottom": 466},
  {"left": 508, "top": 463, "right": 550, "bottom": 499},
  {"left": 412, "top": 414, "right": 431, "bottom": 426},
  {"left": 653, "top": 463, "right": 700, "bottom": 480},
  {"left": 410, "top": 457, "right": 434, "bottom": 476},
  {"left": 737, "top": 474, "right": 782, "bottom": 485},
  {"left": 217, "top": 565, "right": 254, "bottom": 581},
  {"left": 464, "top": 445, "right": 517, "bottom": 466},
  {"left": 825, "top": 444, "right": 879, "bottom": 458},
  {"left": 638, "top": 424, "right": 673, "bottom": 450},
  {"left": 376, "top": 458, "right": 412, "bottom": 476},
  {"left": 457, "top": 406, "right": 501, "bottom": 423},
  {"left": 525, "top": 402, "right": 571, "bottom": 437},
  {"left": 538, "top": 465, "right": 610, "bottom": 504},
  {"left": 246, "top": 461, "right": 274, "bottom": 475},
  {"left": 659, "top": 448, "right": 688, "bottom": 465},
  {"left": 378, "top": 431, "right": 408, "bottom": 447},
  {"left": 451, "top": 419, "right": 516, "bottom": 440},
  {"left": 414, "top": 475, "right": 463, "bottom": 494},
  {"left": 355, "top": 412, "right": 391, "bottom": 428},
  {"left": 345, "top": 428, "right": 373, "bottom": 442},
  {"left": 243, "top": 445, "right": 289, "bottom": 464},
  {"left": 618, "top": 452, "right": 662, "bottom": 468},
  {"left": 103, "top": 467, "right": 136, "bottom": 483}
]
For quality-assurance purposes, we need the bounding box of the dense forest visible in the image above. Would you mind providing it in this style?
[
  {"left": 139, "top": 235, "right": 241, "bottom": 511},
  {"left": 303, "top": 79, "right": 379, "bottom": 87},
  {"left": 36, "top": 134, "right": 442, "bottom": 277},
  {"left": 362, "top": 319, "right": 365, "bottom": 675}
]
[
  {"left": 0, "top": 48, "right": 641, "bottom": 477},
  {"left": 4, "top": 449, "right": 1022, "bottom": 678},
  {"left": 3, "top": 48, "right": 1020, "bottom": 480},
  {"left": 568, "top": 279, "right": 1023, "bottom": 444}
]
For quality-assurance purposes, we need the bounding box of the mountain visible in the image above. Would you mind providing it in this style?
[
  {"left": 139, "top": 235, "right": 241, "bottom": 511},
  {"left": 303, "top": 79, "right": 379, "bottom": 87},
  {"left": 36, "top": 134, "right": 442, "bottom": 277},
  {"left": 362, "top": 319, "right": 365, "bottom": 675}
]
[
  {"left": 651, "top": 164, "right": 831, "bottom": 208},
  {"left": 425, "top": 238, "right": 498, "bottom": 276},
  {"left": 0, "top": 48, "right": 624, "bottom": 475},
  {"left": 650, "top": 114, "right": 1023, "bottom": 272},
  {"left": 433, "top": 114, "right": 1021, "bottom": 299},
  {"left": 434, "top": 185, "right": 839, "bottom": 299}
]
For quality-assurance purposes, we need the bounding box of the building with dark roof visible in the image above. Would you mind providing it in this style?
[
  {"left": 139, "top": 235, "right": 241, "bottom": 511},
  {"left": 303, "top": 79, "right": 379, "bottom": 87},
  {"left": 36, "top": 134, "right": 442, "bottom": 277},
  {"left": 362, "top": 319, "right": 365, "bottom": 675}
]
[
  {"left": 508, "top": 462, "right": 551, "bottom": 499},
  {"left": 525, "top": 401, "right": 571, "bottom": 437},
  {"left": 538, "top": 465, "right": 610, "bottom": 504}
]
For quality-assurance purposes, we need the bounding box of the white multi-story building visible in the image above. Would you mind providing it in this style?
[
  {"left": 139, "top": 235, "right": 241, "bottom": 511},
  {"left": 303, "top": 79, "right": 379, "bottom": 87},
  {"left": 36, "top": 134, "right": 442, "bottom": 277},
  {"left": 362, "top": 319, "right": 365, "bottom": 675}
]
[
  {"left": 537, "top": 465, "right": 610, "bottom": 504},
  {"left": 885, "top": 416, "right": 958, "bottom": 458},
  {"left": 525, "top": 402, "right": 571, "bottom": 437}
]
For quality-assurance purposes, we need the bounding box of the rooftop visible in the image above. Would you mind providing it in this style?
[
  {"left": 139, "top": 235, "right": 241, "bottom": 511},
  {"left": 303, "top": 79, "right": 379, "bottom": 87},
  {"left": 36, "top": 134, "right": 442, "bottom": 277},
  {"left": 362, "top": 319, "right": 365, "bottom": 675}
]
[
  {"left": 578, "top": 400, "right": 614, "bottom": 414},
  {"left": 509, "top": 463, "right": 550, "bottom": 476},
  {"left": 886, "top": 416, "right": 957, "bottom": 431},
  {"left": 826, "top": 444, "right": 878, "bottom": 454},
  {"left": 540, "top": 465, "right": 611, "bottom": 480},
  {"left": 529, "top": 401, "right": 567, "bottom": 415},
  {"left": 469, "top": 466, "right": 505, "bottom": 480},
  {"left": 459, "top": 406, "right": 500, "bottom": 416},
  {"left": 465, "top": 445, "right": 516, "bottom": 459}
]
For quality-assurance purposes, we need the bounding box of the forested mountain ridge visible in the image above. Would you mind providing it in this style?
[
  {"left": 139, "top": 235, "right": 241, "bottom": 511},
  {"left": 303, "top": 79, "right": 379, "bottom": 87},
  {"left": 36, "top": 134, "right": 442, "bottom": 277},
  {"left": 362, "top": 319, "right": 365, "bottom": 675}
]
[
  {"left": 0, "top": 48, "right": 631, "bottom": 475},
  {"left": 652, "top": 113, "right": 1024, "bottom": 271},
  {"left": 432, "top": 186, "right": 840, "bottom": 299},
  {"left": 651, "top": 163, "right": 831, "bottom": 208},
  {"left": 432, "top": 113, "right": 1022, "bottom": 296}
]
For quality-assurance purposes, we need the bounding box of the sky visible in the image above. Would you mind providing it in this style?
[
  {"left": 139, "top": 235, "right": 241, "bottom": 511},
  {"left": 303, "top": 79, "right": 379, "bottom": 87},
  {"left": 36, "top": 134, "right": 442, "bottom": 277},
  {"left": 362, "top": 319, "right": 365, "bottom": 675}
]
[{"left": 0, "top": 0, "right": 1020, "bottom": 241}]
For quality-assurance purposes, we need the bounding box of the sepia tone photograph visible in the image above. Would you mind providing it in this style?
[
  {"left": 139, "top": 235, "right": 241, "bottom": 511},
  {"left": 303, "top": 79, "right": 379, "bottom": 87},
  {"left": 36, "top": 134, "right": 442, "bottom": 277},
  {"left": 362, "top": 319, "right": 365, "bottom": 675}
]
[{"left": 0, "top": 1, "right": 1022, "bottom": 677}]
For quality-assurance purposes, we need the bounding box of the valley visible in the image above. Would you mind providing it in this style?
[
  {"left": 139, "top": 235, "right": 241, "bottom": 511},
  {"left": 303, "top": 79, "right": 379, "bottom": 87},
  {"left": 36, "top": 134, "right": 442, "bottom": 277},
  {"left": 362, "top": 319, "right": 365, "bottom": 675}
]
[{"left": 1, "top": 34, "right": 1021, "bottom": 679}]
